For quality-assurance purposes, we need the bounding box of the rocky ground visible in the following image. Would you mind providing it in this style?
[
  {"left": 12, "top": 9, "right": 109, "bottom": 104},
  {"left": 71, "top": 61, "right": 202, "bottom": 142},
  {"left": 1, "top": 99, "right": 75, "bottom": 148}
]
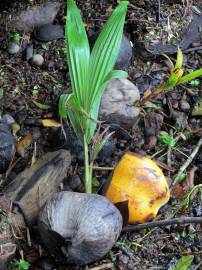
[{"left": 0, "top": 0, "right": 202, "bottom": 269}]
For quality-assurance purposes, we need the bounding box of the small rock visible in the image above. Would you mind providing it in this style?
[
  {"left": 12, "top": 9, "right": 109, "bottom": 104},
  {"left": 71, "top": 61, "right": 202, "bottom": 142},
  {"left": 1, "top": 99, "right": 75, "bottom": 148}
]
[
  {"left": 179, "top": 100, "right": 190, "bottom": 112},
  {"left": 144, "top": 112, "right": 164, "bottom": 135},
  {"left": 12, "top": 2, "right": 61, "bottom": 32},
  {"left": 98, "top": 139, "right": 116, "bottom": 161},
  {"left": 34, "top": 24, "right": 64, "bottom": 42},
  {"left": 8, "top": 43, "right": 20, "bottom": 54},
  {"left": 31, "top": 127, "right": 41, "bottom": 141},
  {"left": 32, "top": 54, "right": 44, "bottom": 67},
  {"left": 115, "top": 35, "right": 133, "bottom": 69},
  {"left": 118, "top": 254, "right": 129, "bottom": 265},
  {"left": 26, "top": 46, "right": 34, "bottom": 61},
  {"left": 46, "top": 61, "right": 55, "bottom": 71},
  {"left": 99, "top": 78, "right": 140, "bottom": 129},
  {"left": 89, "top": 33, "right": 132, "bottom": 69},
  {"left": 2, "top": 114, "right": 15, "bottom": 125},
  {"left": 67, "top": 175, "right": 82, "bottom": 190},
  {"left": 145, "top": 135, "right": 157, "bottom": 150},
  {"left": 144, "top": 127, "right": 156, "bottom": 137}
]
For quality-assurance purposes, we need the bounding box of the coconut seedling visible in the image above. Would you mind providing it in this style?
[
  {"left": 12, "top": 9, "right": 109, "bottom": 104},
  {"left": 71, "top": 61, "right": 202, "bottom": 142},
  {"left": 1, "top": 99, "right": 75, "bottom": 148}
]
[
  {"left": 59, "top": 0, "right": 128, "bottom": 193},
  {"left": 38, "top": 0, "right": 128, "bottom": 265}
]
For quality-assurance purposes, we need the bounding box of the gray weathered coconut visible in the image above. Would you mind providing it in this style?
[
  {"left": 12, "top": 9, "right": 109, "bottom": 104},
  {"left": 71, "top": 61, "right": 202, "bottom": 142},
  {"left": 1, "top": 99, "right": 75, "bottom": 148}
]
[{"left": 38, "top": 191, "right": 122, "bottom": 265}]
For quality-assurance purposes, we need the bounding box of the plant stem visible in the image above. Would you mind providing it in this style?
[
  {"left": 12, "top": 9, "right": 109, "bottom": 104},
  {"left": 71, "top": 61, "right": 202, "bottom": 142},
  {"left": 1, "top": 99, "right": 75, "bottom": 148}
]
[{"left": 84, "top": 136, "right": 92, "bottom": 193}]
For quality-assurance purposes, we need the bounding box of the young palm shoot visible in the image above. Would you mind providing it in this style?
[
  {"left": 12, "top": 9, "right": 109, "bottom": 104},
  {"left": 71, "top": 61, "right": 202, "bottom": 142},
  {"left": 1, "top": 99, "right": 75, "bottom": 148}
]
[
  {"left": 139, "top": 48, "right": 202, "bottom": 105},
  {"left": 59, "top": 0, "right": 128, "bottom": 193}
]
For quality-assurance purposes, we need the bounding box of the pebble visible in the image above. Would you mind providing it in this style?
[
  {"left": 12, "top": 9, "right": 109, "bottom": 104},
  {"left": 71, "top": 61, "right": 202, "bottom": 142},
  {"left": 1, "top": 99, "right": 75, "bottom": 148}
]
[
  {"left": 8, "top": 42, "right": 20, "bottom": 54},
  {"left": 31, "top": 54, "right": 44, "bottom": 67},
  {"left": 179, "top": 100, "right": 190, "bottom": 112},
  {"left": 98, "top": 139, "right": 116, "bottom": 161},
  {"left": 144, "top": 127, "right": 156, "bottom": 137},
  {"left": 26, "top": 46, "right": 34, "bottom": 61}
]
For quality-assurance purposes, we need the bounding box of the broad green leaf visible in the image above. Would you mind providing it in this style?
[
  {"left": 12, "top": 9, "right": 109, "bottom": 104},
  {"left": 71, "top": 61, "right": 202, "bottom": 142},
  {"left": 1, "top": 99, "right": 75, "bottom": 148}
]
[
  {"left": 168, "top": 255, "right": 193, "bottom": 270},
  {"left": 175, "top": 47, "right": 183, "bottom": 70},
  {"left": 66, "top": 0, "right": 90, "bottom": 106},
  {"left": 104, "top": 70, "right": 128, "bottom": 82},
  {"left": 177, "top": 69, "right": 202, "bottom": 84},
  {"left": 89, "top": 1, "right": 128, "bottom": 107}
]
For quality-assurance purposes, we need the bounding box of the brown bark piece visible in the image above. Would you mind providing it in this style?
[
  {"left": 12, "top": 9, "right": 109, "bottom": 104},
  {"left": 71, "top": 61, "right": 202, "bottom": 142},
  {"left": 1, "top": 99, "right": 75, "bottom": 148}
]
[{"left": 3, "top": 150, "right": 71, "bottom": 225}]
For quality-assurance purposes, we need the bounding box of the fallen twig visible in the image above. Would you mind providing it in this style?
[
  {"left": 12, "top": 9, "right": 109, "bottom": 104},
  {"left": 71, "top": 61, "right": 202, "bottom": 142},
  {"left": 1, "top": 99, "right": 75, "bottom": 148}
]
[
  {"left": 172, "top": 137, "right": 202, "bottom": 187},
  {"left": 89, "top": 263, "right": 114, "bottom": 270},
  {"left": 92, "top": 166, "right": 114, "bottom": 171},
  {"left": 122, "top": 217, "right": 202, "bottom": 233}
]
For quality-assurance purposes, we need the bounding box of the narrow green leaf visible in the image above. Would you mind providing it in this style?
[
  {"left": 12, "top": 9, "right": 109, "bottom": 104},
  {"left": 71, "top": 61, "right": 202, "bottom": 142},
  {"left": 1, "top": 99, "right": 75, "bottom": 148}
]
[
  {"left": 168, "top": 255, "right": 193, "bottom": 270},
  {"left": 32, "top": 100, "right": 50, "bottom": 110},
  {"left": 164, "top": 72, "right": 178, "bottom": 91},
  {"left": 59, "top": 94, "right": 70, "bottom": 118},
  {"left": 175, "top": 47, "right": 183, "bottom": 70},
  {"left": 66, "top": 0, "right": 90, "bottom": 106},
  {"left": 177, "top": 69, "right": 202, "bottom": 84},
  {"left": 89, "top": 1, "right": 128, "bottom": 107}
]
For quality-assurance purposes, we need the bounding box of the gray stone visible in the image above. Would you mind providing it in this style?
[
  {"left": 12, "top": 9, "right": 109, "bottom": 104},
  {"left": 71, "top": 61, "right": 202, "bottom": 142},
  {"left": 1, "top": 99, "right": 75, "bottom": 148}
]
[
  {"left": 115, "top": 35, "right": 133, "bottom": 69},
  {"left": 99, "top": 78, "right": 140, "bottom": 129},
  {"left": 179, "top": 100, "right": 190, "bottom": 112},
  {"left": 32, "top": 54, "right": 44, "bottom": 67},
  {"left": 2, "top": 114, "right": 15, "bottom": 125},
  {"left": 8, "top": 43, "right": 20, "bottom": 54},
  {"left": 12, "top": 2, "right": 61, "bottom": 32},
  {"left": 34, "top": 24, "right": 64, "bottom": 42}
]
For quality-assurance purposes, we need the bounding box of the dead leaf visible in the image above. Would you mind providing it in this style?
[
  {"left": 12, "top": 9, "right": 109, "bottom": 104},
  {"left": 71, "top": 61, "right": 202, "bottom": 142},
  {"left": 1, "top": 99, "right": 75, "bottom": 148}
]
[
  {"left": 171, "top": 183, "right": 186, "bottom": 198},
  {"left": 16, "top": 133, "right": 33, "bottom": 157},
  {"left": 11, "top": 122, "right": 20, "bottom": 135},
  {"left": 40, "top": 119, "right": 61, "bottom": 128}
]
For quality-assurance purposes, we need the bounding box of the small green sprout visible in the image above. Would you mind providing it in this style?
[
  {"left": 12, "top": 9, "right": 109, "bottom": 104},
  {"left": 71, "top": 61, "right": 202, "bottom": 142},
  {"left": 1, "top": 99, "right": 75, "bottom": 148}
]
[
  {"left": 164, "top": 48, "right": 202, "bottom": 91},
  {"left": 159, "top": 131, "right": 176, "bottom": 147},
  {"left": 189, "top": 79, "right": 200, "bottom": 86},
  {"left": 10, "top": 259, "right": 30, "bottom": 270},
  {"left": 9, "top": 31, "right": 20, "bottom": 44},
  {"left": 139, "top": 48, "right": 202, "bottom": 105}
]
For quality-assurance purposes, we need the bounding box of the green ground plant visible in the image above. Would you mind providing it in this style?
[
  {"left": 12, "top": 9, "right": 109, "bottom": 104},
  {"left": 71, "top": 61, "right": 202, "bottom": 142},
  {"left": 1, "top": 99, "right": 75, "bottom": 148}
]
[
  {"left": 10, "top": 259, "right": 30, "bottom": 270},
  {"left": 140, "top": 48, "right": 202, "bottom": 105},
  {"left": 59, "top": 0, "right": 128, "bottom": 193}
]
